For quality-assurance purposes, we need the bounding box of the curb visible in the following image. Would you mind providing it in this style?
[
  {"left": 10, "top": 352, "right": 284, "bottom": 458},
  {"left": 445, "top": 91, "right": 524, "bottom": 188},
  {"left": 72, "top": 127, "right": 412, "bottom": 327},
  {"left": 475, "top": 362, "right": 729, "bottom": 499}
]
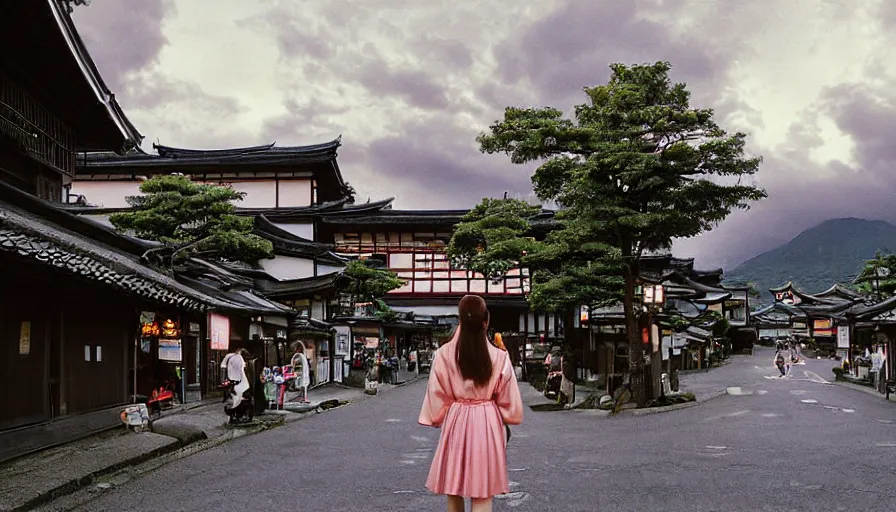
[
  {"left": 830, "top": 380, "right": 894, "bottom": 403},
  {"left": 8, "top": 416, "right": 287, "bottom": 512},
  {"left": 10, "top": 435, "right": 191, "bottom": 512},
  {"left": 621, "top": 400, "right": 700, "bottom": 416}
]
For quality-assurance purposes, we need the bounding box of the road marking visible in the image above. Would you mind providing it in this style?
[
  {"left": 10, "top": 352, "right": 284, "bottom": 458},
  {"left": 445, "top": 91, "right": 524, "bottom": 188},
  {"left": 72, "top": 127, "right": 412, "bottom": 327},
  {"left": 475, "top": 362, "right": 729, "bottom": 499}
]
[
  {"left": 727, "top": 410, "right": 750, "bottom": 417},
  {"left": 410, "top": 435, "right": 429, "bottom": 443},
  {"left": 727, "top": 387, "right": 753, "bottom": 396},
  {"left": 875, "top": 442, "right": 896, "bottom": 447},
  {"left": 800, "top": 399, "right": 818, "bottom": 404},
  {"left": 762, "top": 413, "right": 780, "bottom": 417},
  {"left": 804, "top": 370, "right": 831, "bottom": 384},
  {"left": 823, "top": 405, "right": 838, "bottom": 410},
  {"left": 790, "top": 390, "right": 807, "bottom": 395},
  {"left": 393, "top": 490, "right": 415, "bottom": 494},
  {"left": 876, "top": 419, "right": 894, "bottom": 424},
  {"left": 756, "top": 390, "right": 768, "bottom": 395},
  {"left": 706, "top": 446, "right": 727, "bottom": 450},
  {"left": 385, "top": 418, "right": 402, "bottom": 422},
  {"left": 509, "top": 468, "right": 528, "bottom": 472},
  {"left": 399, "top": 460, "right": 416, "bottom": 465},
  {"left": 842, "top": 409, "right": 855, "bottom": 413}
]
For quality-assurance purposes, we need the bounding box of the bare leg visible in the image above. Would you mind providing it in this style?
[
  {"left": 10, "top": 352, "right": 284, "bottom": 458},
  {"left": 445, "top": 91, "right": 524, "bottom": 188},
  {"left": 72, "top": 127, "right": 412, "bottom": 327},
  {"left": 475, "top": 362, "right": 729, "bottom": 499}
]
[
  {"left": 471, "top": 497, "right": 493, "bottom": 512},
  {"left": 447, "top": 495, "right": 464, "bottom": 512}
]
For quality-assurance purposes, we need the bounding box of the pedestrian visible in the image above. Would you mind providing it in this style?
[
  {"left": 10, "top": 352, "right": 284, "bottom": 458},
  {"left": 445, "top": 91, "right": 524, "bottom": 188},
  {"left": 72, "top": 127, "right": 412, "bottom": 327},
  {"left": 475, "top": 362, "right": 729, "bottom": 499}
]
[
  {"left": 419, "top": 295, "right": 524, "bottom": 512},
  {"left": 290, "top": 345, "right": 311, "bottom": 403},
  {"left": 775, "top": 350, "right": 786, "bottom": 377}
]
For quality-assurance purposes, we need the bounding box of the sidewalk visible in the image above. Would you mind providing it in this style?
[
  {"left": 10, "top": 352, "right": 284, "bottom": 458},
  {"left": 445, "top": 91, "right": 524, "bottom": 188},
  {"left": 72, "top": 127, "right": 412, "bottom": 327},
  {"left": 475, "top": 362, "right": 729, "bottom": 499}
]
[{"left": 0, "top": 377, "right": 417, "bottom": 512}]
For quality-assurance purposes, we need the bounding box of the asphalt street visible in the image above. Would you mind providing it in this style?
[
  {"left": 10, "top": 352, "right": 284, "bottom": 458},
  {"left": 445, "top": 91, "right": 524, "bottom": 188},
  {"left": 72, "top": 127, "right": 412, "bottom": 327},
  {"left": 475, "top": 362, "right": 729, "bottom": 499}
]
[{"left": 45, "top": 350, "right": 896, "bottom": 512}]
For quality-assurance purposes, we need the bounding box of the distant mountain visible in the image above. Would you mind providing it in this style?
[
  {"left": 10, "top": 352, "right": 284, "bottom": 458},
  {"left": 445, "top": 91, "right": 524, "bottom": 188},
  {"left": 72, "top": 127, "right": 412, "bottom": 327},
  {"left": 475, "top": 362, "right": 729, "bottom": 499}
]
[{"left": 724, "top": 218, "right": 896, "bottom": 299}]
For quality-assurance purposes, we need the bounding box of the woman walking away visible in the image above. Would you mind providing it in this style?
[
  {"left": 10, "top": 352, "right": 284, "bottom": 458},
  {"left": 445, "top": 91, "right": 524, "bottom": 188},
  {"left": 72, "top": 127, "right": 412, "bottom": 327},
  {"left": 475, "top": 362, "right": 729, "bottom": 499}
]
[{"left": 419, "top": 295, "right": 524, "bottom": 512}]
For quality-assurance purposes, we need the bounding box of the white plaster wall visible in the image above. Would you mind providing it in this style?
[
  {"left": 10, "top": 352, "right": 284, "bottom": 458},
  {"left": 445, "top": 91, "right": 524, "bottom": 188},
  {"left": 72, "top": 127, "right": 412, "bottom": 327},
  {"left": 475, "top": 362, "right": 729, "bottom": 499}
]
[
  {"left": 272, "top": 222, "right": 314, "bottom": 240},
  {"left": 278, "top": 180, "right": 312, "bottom": 207},
  {"left": 259, "top": 255, "right": 315, "bottom": 281},
  {"left": 72, "top": 179, "right": 310, "bottom": 210},
  {"left": 70, "top": 181, "right": 140, "bottom": 208},
  {"left": 227, "top": 181, "right": 276, "bottom": 208},
  {"left": 317, "top": 263, "right": 344, "bottom": 276}
]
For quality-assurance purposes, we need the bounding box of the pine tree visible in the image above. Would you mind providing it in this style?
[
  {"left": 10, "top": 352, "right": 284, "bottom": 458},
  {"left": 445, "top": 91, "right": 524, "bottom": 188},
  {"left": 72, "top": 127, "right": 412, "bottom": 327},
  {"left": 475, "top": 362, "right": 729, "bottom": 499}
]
[
  {"left": 475, "top": 62, "right": 765, "bottom": 404},
  {"left": 109, "top": 175, "right": 274, "bottom": 266}
]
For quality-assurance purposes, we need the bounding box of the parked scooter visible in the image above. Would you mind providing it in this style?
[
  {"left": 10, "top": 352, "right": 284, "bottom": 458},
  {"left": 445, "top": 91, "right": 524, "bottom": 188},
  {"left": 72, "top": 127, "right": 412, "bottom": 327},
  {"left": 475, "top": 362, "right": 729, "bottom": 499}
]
[{"left": 220, "top": 379, "right": 254, "bottom": 424}]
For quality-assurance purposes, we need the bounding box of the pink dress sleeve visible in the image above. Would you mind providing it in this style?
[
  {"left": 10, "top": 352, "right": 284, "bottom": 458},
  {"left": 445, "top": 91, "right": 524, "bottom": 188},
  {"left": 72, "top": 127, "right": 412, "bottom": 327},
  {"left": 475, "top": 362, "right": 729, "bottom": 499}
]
[
  {"left": 495, "top": 353, "right": 523, "bottom": 425},
  {"left": 418, "top": 349, "right": 452, "bottom": 427}
]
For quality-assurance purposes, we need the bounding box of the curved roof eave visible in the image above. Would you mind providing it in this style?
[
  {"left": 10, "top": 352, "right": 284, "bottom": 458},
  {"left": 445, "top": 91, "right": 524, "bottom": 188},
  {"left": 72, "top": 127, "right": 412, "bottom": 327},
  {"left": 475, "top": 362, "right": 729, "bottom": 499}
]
[{"left": 49, "top": 0, "right": 143, "bottom": 152}]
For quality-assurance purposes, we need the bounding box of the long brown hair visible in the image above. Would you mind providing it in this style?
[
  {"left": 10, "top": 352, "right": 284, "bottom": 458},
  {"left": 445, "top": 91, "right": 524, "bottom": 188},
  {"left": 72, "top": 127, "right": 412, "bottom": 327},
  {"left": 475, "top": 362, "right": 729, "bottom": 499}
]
[{"left": 455, "top": 295, "right": 492, "bottom": 387}]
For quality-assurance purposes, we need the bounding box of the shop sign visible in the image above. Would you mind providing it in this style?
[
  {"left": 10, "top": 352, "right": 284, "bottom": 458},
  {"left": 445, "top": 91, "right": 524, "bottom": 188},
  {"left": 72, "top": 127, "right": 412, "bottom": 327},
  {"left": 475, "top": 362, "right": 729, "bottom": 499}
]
[
  {"left": 813, "top": 319, "right": 832, "bottom": 330},
  {"left": 837, "top": 326, "right": 850, "bottom": 349},
  {"left": 159, "top": 339, "right": 183, "bottom": 361},
  {"left": 189, "top": 322, "right": 201, "bottom": 333},
  {"left": 18, "top": 321, "right": 31, "bottom": 355},
  {"left": 209, "top": 313, "right": 230, "bottom": 351}
]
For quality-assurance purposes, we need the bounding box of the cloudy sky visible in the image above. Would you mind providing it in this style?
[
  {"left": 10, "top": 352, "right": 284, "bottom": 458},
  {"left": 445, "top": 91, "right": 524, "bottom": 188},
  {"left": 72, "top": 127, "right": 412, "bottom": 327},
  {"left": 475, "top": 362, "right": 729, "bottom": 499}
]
[{"left": 72, "top": 0, "right": 896, "bottom": 271}]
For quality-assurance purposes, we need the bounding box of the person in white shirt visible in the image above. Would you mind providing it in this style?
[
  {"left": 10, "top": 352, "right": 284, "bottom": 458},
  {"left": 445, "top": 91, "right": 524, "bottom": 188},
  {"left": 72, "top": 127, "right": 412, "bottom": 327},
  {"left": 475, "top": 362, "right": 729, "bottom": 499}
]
[{"left": 220, "top": 349, "right": 249, "bottom": 408}]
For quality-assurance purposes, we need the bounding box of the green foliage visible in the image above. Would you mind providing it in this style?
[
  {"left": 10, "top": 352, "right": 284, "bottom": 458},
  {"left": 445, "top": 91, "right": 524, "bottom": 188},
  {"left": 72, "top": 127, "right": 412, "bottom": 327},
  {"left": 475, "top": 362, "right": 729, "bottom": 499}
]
[
  {"left": 372, "top": 298, "right": 399, "bottom": 323},
  {"left": 474, "top": 62, "right": 765, "bottom": 393},
  {"left": 342, "top": 260, "right": 404, "bottom": 303},
  {"left": 447, "top": 197, "right": 542, "bottom": 282},
  {"left": 855, "top": 250, "right": 896, "bottom": 297},
  {"left": 109, "top": 175, "right": 273, "bottom": 265},
  {"left": 478, "top": 62, "right": 764, "bottom": 260}
]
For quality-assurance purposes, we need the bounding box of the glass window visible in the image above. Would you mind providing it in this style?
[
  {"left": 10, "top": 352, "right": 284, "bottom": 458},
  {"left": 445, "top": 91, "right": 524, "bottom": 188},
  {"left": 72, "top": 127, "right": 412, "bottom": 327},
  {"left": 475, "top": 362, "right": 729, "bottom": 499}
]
[
  {"left": 414, "top": 271, "right": 432, "bottom": 279},
  {"left": 414, "top": 280, "right": 432, "bottom": 293},
  {"left": 451, "top": 279, "right": 468, "bottom": 293},
  {"left": 450, "top": 270, "right": 467, "bottom": 279},
  {"left": 470, "top": 279, "right": 486, "bottom": 293},
  {"left": 389, "top": 253, "right": 413, "bottom": 269},
  {"left": 433, "top": 280, "right": 450, "bottom": 293},
  {"left": 414, "top": 254, "right": 432, "bottom": 269},
  {"left": 433, "top": 271, "right": 449, "bottom": 279}
]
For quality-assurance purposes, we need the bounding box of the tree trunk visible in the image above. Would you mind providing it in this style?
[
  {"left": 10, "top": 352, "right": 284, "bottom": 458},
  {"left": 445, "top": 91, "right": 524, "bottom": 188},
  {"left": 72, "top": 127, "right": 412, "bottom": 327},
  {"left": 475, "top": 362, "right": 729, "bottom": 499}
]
[
  {"left": 562, "top": 307, "right": 578, "bottom": 404},
  {"left": 623, "top": 258, "right": 646, "bottom": 406}
]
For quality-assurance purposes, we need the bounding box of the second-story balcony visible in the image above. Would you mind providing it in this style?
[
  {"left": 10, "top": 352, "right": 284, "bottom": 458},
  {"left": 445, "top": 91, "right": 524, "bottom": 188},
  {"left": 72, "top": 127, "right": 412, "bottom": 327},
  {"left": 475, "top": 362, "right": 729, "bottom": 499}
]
[{"left": 0, "top": 73, "right": 76, "bottom": 177}]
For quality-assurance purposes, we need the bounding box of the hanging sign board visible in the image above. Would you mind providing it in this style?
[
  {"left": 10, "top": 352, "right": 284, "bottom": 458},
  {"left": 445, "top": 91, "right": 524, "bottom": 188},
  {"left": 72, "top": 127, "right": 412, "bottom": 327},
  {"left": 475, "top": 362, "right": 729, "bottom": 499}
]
[
  {"left": 209, "top": 313, "right": 230, "bottom": 351},
  {"left": 19, "top": 321, "right": 31, "bottom": 355},
  {"left": 837, "top": 326, "right": 850, "bottom": 349},
  {"left": 158, "top": 339, "right": 183, "bottom": 362}
]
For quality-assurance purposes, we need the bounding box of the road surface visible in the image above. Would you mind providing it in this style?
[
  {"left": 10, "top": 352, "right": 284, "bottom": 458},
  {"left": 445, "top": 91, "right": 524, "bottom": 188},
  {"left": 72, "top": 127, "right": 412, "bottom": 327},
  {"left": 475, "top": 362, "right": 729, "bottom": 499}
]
[{"left": 42, "top": 350, "right": 896, "bottom": 511}]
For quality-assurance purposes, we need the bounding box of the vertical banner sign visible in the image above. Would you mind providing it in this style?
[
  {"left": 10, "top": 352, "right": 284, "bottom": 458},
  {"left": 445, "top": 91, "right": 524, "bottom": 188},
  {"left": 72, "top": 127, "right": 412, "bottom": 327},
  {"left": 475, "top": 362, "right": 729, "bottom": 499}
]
[
  {"left": 209, "top": 313, "right": 230, "bottom": 351},
  {"left": 837, "top": 326, "right": 850, "bottom": 349},
  {"left": 18, "top": 321, "right": 31, "bottom": 355}
]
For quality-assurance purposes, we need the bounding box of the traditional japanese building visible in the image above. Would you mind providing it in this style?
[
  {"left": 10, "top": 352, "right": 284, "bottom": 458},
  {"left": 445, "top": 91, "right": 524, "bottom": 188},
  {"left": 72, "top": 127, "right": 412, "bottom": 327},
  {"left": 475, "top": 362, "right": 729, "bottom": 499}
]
[
  {"left": 763, "top": 281, "right": 867, "bottom": 352},
  {"left": 68, "top": 136, "right": 564, "bottom": 382},
  {"left": 0, "top": 1, "right": 298, "bottom": 461},
  {"left": 585, "top": 255, "right": 753, "bottom": 396}
]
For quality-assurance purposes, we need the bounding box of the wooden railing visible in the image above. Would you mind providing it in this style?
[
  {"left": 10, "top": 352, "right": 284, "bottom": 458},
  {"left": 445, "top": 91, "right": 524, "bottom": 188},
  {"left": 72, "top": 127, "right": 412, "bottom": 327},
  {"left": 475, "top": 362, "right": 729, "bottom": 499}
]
[{"left": 0, "top": 74, "right": 76, "bottom": 177}]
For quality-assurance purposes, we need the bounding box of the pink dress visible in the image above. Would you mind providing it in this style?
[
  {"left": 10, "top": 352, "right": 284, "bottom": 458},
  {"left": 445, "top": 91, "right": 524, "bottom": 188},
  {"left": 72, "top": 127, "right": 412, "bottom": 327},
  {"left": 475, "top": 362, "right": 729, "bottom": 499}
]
[{"left": 418, "top": 338, "right": 524, "bottom": 499}]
